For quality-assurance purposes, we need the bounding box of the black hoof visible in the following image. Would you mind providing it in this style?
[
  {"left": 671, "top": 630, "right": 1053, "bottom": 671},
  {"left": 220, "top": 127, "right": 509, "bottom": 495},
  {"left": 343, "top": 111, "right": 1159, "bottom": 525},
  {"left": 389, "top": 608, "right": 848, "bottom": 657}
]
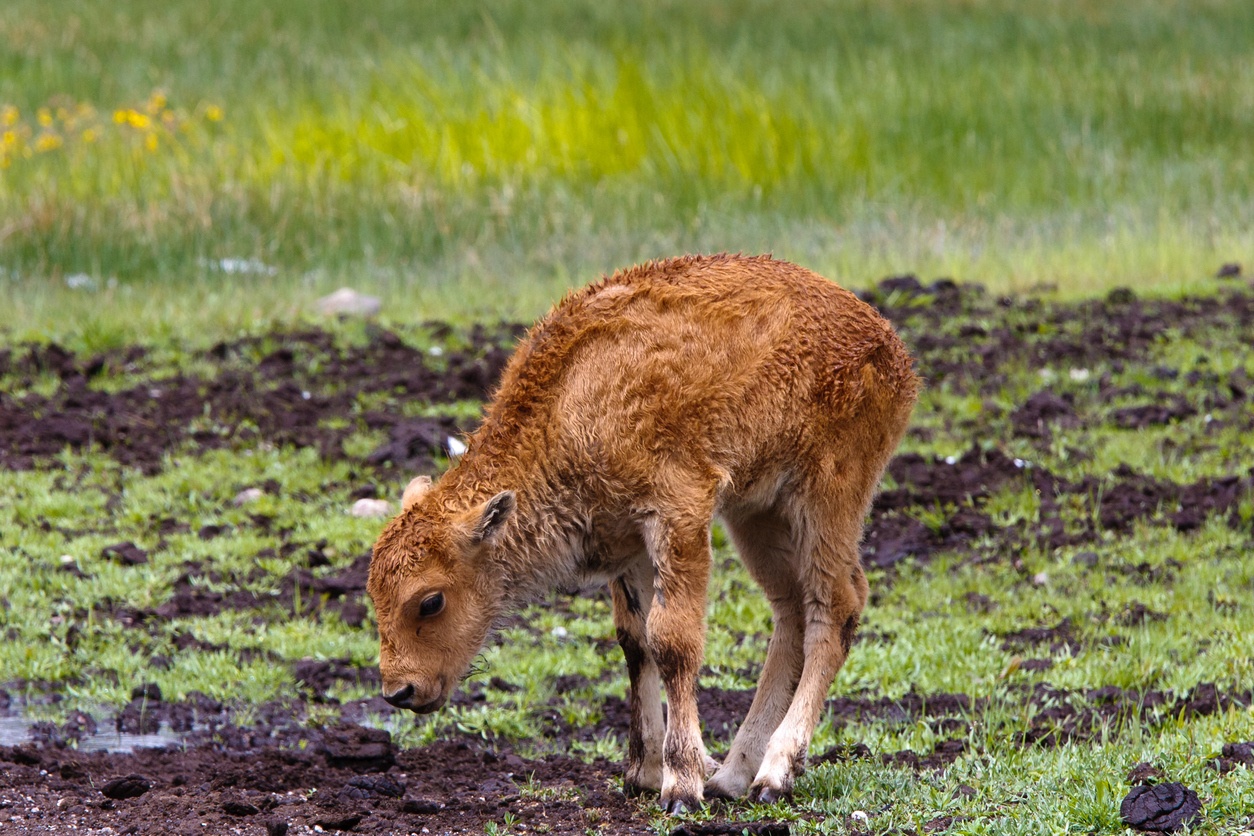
[
  {"left": 662, "top": 793, "right": 701, "bottom": 815},
  {"left": 749, "top": 783, "right": 791, "bottom": 804}
]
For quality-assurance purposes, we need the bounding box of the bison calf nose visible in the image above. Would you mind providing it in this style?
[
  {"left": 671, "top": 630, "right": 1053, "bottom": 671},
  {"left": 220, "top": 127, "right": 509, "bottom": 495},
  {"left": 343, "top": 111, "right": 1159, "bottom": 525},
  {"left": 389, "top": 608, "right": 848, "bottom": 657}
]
[{"left": 382, "top": 683, "right": 416, "bottom": 708}]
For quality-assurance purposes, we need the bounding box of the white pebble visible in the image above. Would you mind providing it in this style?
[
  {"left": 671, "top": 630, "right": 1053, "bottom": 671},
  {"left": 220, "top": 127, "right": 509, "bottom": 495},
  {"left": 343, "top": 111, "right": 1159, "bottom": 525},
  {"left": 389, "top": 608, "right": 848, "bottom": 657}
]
[
  {"left": 207, "top": 257, "right": 276, "bottom": 275},
  {"left": 1032, "top": 572, "right": 1049, "bottom": 586},
  {"left": 315, "top": 287, "right": 380, "bottom": 317},
  {"left": 232, "top": 487, "right": 264, "bottom": 506},
  {"left": 551, "top": 626, "right": 569, "bottom": 639}
]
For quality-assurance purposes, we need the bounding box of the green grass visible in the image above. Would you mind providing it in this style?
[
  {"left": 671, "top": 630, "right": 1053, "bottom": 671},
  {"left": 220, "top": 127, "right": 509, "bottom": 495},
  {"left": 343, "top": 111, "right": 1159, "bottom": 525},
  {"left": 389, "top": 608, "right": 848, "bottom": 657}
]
[
  {"left": 2, "top": 0, "right": 1253, "bottom": 341},
  {"left": 2, "top": 291, "right": 1253, "bottom": 832}
]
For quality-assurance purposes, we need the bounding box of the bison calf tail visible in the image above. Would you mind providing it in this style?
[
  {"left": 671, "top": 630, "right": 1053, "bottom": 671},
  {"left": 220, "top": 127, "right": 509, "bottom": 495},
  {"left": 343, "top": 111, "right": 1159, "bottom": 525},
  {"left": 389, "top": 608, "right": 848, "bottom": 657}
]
[{"left": 833, "top": 334, "right": 919, "bottom": 423}]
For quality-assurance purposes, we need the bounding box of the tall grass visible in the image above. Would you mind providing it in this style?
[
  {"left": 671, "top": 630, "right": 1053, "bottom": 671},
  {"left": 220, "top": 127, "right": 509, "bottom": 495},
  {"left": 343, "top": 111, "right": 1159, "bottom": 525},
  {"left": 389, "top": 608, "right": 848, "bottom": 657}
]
[{"left": 1, "top": 0, "right": 1252, "bottom": 337}]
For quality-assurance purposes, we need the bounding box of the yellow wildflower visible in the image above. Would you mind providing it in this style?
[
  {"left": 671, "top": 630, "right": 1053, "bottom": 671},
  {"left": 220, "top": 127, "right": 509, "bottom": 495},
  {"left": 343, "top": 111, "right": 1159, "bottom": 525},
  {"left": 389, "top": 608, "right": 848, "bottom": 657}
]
[
  {"left": 146, "top": 91, "right": 167, "bottom": 114},
  {"left": 36, "top": 107, "right": 52, "bottom": 126},
  {"left": 126, "top": 110, "right": 150, "bottom": 129},
  {"left": 1, "top": 130, "right": 16, "bottom": 147},
  {"left": 205, "top": 104, "right": 224, "bottom": 122},
  {"left": 1, "top": 105, "right": 18, "bottom": 127},
  {"left": 81, "top": 128, "right": 97, "bottom": 143},
  {"left": 113, "top": 109, "right": 127, "bottom": 124},
  {"left": 34, "top": 133, "right": 63, "bottom": 152},
  {"left": 145, "top": 133, "right": 159, "bottom": 152}
]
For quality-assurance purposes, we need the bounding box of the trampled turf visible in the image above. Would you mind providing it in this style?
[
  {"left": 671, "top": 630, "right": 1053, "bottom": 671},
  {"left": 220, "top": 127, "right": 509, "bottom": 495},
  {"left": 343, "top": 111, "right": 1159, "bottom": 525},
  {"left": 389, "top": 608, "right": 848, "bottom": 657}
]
[{"left": 1, "top": 280, "right": 1252, "bottom": 833}]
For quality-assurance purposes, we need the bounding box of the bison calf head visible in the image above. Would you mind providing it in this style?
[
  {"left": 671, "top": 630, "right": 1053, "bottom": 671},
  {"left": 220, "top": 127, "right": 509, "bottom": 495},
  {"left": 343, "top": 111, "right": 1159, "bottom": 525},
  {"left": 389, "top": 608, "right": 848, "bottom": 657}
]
[{"left": 367, "top": 475, "right": 515, "bottom": 713}]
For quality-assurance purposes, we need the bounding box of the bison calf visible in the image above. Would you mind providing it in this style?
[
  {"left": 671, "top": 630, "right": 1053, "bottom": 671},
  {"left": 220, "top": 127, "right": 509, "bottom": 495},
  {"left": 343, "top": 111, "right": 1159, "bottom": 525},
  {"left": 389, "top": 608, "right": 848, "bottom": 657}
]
[{"left": 368, "top": 254, "right": 918, "bottom": 812}]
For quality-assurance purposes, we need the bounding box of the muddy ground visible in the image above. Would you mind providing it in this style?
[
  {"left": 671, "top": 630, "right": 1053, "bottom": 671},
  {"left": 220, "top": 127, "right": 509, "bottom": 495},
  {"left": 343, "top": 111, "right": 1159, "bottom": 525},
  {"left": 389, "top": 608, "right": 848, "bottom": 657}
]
[{"left": 2, "top": 278, "right": 1253, "bottom": 834}]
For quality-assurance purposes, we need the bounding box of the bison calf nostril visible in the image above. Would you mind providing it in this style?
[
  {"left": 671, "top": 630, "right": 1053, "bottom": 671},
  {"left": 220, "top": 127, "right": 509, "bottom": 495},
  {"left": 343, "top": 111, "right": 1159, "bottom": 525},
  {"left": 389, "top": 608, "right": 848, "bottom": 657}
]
[{"left": 383, "top": 683, "right": 415, "bottom": 707}]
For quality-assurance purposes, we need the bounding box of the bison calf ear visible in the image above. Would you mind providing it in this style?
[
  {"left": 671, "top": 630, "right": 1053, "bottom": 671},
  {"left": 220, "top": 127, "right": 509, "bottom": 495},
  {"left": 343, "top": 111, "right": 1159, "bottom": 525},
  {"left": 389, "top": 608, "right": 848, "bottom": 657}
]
[
  {"left": 471, "top": 491, "right": 516, "bottom": 544},
  {"left": 402, "top": 475, "right": 434, "bottom": 510}
]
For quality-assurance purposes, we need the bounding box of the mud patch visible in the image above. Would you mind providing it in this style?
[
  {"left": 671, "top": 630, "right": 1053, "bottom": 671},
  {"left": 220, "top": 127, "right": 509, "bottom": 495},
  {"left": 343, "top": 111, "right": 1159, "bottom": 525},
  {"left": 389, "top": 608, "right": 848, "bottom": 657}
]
[
  {"left": 0, "top": 326, "right": 513, "bottom": 474},
  {"left": 0, "top": 734, "right": 659, "bottom": 835}
]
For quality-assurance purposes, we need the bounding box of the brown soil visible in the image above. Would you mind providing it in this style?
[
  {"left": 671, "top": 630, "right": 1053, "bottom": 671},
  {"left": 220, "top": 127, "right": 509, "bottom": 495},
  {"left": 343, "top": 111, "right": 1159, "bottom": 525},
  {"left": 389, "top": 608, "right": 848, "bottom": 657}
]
[{"left": 3, "top": 281, "right": 1254, "bottom": 833}]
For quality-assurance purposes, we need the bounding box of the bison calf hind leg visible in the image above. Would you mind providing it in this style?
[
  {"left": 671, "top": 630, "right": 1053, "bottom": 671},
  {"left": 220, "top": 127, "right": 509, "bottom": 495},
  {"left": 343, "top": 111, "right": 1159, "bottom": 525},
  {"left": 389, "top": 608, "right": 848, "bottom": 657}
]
[
  {"left": 749, "top": 508, "right": 871, "bottom": 802},
  {"left": 706, "top": 509, "right": 805, "bottom": 800}
]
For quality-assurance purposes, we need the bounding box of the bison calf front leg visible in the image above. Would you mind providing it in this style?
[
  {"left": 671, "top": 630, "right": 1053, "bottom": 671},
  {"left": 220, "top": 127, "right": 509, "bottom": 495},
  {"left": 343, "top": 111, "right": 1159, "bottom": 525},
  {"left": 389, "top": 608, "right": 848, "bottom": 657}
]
[
  {"left": 645, "top": 521, "right": 712, "bottom": 814},
  {"left": 611, "top": 566, "right": 665, "bottom": 795}
]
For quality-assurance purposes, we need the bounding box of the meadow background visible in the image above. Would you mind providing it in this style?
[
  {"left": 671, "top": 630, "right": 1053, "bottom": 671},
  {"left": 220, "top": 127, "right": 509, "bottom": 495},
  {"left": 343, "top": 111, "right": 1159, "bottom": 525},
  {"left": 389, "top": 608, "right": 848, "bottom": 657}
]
[
  {"left": 3, "top": 3, "right": 1254, "bottom": 833},
  {"left": 1, "top": 0, "right": 1252, "bottom": 343}
]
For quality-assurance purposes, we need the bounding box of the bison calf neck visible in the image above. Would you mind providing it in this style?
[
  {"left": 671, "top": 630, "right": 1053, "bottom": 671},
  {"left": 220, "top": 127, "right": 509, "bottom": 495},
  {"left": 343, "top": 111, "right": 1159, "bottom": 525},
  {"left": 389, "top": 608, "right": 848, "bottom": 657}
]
[{"left": 368, "top": 254, "right": 918, "bottom": 812}]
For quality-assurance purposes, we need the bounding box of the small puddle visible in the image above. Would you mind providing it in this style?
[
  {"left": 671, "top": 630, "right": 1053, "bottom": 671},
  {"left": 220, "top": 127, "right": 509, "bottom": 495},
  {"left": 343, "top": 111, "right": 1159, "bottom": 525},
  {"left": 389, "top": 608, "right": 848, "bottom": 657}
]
[{"left": 0, "top": 697, "right": 187, "bottom": 753}]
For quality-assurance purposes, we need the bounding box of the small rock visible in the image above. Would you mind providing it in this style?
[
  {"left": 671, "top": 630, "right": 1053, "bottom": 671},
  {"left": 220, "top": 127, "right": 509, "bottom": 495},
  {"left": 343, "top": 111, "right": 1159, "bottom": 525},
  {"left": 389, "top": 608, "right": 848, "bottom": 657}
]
[
  {"left": 550, "top": 626, "right": 568, "bottom": 639},
  {"left": 208, "top": 257, "right": 276, "bottom": 275},
  {"left": 314, "top": 812, "right": 365, "bottom": 831},
  {"left": 1120, "top": 782, "right": 1202, "bottom": 832},
  {"left": 100, "top": 542, "right": 148, "bottom": 566},
  {"left": 223, "top": 799, "right": 260, "bottom": 816},
  {"left": 339, "top": 774, "right": 404, "bottom": 800},
  {"left": 401, "top": 797, "right": 444, "bottom": 814},
  {"left": 317, "top": 288, "right": 381, "bottom": 318},
  {"left": 100, "top": 775, "right": 152, "bottom": 800},
  {"left": 233, "top": 487, "right": 264, "bottom": 506},
  {"left": 350, "top": 498, "right": 392, "bottom": 518},
  {"left": 266, "top": 822, "right": 289, "bottom": 836},
  {"left": 1031, "top": 572, "right": 1049, "bottom": 586},
  {"left": 1216, "top": 262, "right": 1242, "bottom": 279}
]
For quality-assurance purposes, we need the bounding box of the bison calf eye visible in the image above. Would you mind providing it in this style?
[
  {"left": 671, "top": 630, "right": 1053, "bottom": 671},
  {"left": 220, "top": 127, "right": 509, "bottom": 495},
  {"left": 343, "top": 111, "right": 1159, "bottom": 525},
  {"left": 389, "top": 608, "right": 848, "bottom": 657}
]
[{"left": 418, "top": 592, "right": 445, "bottom": 618}]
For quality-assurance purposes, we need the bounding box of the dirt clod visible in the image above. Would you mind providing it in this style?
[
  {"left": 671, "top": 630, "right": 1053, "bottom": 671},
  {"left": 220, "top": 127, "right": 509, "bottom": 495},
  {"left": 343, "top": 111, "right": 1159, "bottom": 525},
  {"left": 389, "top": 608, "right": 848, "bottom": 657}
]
[
  {"left": 671, "top": 823, "right": 791, "bottom": 836},
  {"left": 223, "top": 798, "right": 261, "bottom": 816},
  {"left": 1127, "top": 762, "right": 1167, "bottom": 785},
  {"left": 1120, "top": 782, "right": 1203, "bottom": 832},
  {"left": 320, "top": 725, "right": 395, "bottom": 772},
  {"left": 101, "top": 542, "right": 148, "bottom": 566},
  {"left": 100, "top": 775, "right": 152, "bottom": 800},
  {"left": 1211, "top": 741, "right": 1254, "bottom": 774}
]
